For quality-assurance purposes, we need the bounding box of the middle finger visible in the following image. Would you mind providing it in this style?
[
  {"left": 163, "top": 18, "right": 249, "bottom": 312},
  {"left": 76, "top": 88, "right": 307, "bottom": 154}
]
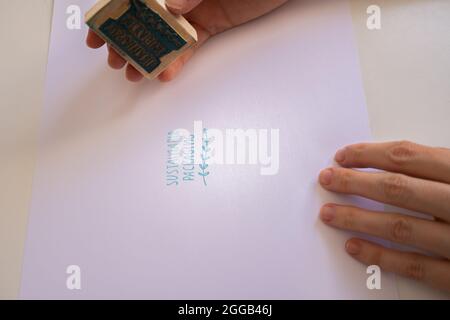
[{"left": 107, "top": 45, "right": 127, "bottom": 70}]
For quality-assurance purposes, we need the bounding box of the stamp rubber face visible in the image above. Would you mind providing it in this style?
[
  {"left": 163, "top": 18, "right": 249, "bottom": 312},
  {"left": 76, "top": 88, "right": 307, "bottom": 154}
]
[{"left": 88, "top": 0, "right": 189, "bottom": 75}]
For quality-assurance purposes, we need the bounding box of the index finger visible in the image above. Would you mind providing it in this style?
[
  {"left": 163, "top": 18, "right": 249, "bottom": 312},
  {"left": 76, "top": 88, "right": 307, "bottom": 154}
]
[
  {"left": 166, "top": 0, "right": 203, "bottom": 15},
  {"left": 335, "top": 141, "right": 450, "bottom": 184},
  {"left": 86, "top": 29, "right": 105, "bottom": 49}
]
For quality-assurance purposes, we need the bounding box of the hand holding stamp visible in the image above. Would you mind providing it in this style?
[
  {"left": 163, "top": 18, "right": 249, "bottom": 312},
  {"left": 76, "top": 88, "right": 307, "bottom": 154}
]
[
  {"left": 86, "top": 0, "right": 198, "bottom": 80},
  {"left": 86, "top": 0, "right": 289, "bottom": 82}
]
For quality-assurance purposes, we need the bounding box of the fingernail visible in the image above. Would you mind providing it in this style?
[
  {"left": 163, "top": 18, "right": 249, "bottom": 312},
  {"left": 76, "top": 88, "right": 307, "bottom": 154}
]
[
  {"left": 335, "top": 148, "right": 346, "bottom": 163},
  {"left": 319, "top": 169, "right": 333, "bottom": 185},
  {"left": 345, "top": 240, "right": 361, "bottom": 255},
  {"left": 320, "top": 205, "right": 335, "bottom": 223}
]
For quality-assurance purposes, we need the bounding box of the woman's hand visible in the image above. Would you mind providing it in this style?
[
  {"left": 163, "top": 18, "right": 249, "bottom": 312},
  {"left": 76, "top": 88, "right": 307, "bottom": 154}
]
[
  {"left": 319, "top": 141, "right": 450, "bottom": 292},
  {"left": 86, "top": 0, "right": 288, "bottom": 82}
]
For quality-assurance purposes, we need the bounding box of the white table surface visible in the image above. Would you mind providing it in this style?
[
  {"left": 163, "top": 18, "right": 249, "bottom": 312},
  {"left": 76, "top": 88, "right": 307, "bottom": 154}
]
[{"left": 0, "top": 0, "right": 449, "bottom": 299}]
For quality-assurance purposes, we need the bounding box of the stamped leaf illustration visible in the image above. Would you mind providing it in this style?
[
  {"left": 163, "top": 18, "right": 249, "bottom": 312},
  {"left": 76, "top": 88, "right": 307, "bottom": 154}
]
[
  {"left": 198, "top": 171, "right": 210, "bottom": 177},
  {"left": 199, "top": 128, "right": 211, "bottom": 186}
]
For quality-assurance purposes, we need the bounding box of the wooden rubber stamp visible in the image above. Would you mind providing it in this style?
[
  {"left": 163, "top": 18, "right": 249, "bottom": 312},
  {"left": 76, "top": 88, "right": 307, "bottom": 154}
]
[{"left": 85, "top": 0, "right": 198, "bottom": 79}]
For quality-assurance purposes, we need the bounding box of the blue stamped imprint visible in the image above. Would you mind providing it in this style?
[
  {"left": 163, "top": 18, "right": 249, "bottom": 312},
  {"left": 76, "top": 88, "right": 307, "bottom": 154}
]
[
  {"left": 99, "top": 0, "right": 187, "bottom": 73},
  {"left": 166, "top": 128, "right": 212, "bottom": 187},
  {"left": 198, "top": 128, "right": 211, "bottom": 186}
]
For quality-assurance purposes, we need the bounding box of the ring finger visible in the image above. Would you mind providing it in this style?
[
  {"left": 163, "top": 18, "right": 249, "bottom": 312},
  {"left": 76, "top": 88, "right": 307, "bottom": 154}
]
[
  {"left": 320, "top": 204, "right": 450, "bottom": 259},
  {"left": 319, "top": 168, "right": 450, "bottom": 222}
]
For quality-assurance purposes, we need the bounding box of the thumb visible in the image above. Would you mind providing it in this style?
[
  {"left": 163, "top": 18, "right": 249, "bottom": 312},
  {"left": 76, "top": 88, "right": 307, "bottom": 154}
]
[{"left": 166, "top": 0, "right": 203, "bottom": 15}]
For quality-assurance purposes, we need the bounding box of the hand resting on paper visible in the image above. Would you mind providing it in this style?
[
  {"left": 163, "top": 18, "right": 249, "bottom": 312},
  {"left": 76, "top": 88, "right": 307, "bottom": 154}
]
[
  {"left": 86, "top": 0, "right": 288, "bottom": 82},
  {"left": 319, "top": 141, "right": 450, "bottom": 293}
]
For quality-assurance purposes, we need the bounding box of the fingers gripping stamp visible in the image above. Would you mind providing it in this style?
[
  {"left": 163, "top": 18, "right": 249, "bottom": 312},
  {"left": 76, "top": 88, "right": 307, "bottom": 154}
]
[{"left": 86, "top": 0, "right": 198, "bottom": 79}]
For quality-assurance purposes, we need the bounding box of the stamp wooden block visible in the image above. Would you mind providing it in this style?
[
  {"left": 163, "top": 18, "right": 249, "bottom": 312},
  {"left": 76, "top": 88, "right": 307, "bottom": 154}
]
[{"left": 85, "top": 0, "right": 198, "bottom": 79}]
